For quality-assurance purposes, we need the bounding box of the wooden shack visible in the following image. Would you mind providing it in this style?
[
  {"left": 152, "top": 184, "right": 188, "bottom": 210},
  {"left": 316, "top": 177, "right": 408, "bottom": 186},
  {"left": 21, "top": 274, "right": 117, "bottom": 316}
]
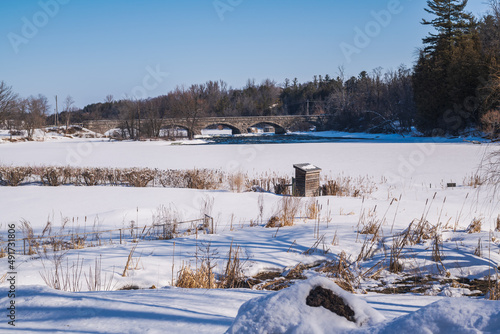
[{"left": 293, "top": 163, "right": 321, "bottom": 197}]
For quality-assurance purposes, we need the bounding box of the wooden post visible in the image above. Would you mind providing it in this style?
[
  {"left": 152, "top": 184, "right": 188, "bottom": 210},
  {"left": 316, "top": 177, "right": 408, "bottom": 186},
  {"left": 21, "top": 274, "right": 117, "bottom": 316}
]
[
  {"left": 23, "top": 238, "right": 26, "bottom": 255},
  {"left": 119, "top": 229, "right": 122, "bottom": 245}
]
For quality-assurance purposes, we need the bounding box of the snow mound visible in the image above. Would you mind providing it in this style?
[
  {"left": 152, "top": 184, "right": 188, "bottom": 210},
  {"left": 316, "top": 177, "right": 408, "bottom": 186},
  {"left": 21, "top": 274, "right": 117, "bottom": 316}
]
[
  {"left": 373, "top": 298, "right": 500, "bottom": 334},
  {"left": 226, "top": 277, "right": 385, "bottom": 334}
]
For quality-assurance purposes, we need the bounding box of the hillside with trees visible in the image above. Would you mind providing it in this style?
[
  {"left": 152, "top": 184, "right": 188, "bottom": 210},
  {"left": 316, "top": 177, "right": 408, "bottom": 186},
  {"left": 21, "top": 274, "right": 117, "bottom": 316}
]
[{"left": 1, "top": 0, "right": 500, "bottom": 139}]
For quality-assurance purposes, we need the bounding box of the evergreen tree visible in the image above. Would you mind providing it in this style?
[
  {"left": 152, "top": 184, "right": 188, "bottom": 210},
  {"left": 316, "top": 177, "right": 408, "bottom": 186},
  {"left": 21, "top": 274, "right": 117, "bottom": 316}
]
[
  {"left": 422, "top": 0, "right": 474, "bottom": 53},
  {"left": 414, "top": 0, "right": 481, "bottom": 134}
]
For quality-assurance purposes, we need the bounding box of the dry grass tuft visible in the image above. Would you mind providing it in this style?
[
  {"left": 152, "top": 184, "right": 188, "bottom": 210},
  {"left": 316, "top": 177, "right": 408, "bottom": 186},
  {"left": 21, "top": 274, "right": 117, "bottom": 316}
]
[
  {"left": 229, "top": 172, "right": 246, "bottom": 192},
  {"left": 265, "top": 216, "right": 280, "bottom": 228},
  {"left": 39, "top": 253, "right": 83, "bottom": 292},
  {"left": 85, "top": 255, "right": 115, "bottom": 291},
  {"left": 402, "top": 219, "right": 435, "bottom": 246},
  {"left": 463, "top": 173, "right": 484, "bottom": 188},
  {"left": 358, "top": 210, "right": 382, "bottom": 237},
  {"left": 175, "top": 263, "right": 217, "bottom": 289},
  {"left": 431, "top": 234, "right": 444, "bottom": 263},
  {"left": 467, "top": 218, "right": 483, "bottom": 234},
  {"left": 488, "top": 279, "right": 500, "bottom": 300},
  {"left": 389, "top": 236, "right": 405, "bottom": 273},
  {"left": 273, "top": 196, "right": 302, "bottom": 227},
  {"left": 320, "top": 175, "right": 376, "bottom": 197},
  {"left": 317, "top": 251, "right": 355, "bottom": 292},
  {"left": 306, "top": 199, "right": 320, "bottom": 220},
  {"left": 20, "top": 219, "right": 36, "bottom": 255},
  {"left": 220, "top": 242, "right": 246, "bottom": 288},
  {"left": 474, "top": 238, "right": 482, "bottom": 257}
]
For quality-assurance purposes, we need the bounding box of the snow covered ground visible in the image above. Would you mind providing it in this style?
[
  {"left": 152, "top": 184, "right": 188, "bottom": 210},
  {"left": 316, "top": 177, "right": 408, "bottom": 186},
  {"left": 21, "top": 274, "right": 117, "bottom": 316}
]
[{"left": 0, "top": 133, "right": 499, "bottom": 333}]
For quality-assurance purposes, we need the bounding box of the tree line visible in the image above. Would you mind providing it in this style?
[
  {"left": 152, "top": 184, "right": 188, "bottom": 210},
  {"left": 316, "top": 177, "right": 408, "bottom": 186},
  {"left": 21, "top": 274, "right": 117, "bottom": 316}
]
[
  {"left": 414, "top": 0, "right": 500, "bottom": 137},
  {"left": 1, "top": 0, "right": 499, "bottom": 139}
]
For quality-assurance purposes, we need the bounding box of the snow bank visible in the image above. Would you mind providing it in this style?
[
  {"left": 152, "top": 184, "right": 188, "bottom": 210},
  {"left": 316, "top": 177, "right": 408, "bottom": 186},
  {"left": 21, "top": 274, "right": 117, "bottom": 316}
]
[
  {"left": 0, "top": 285, "right": 267, "bottom": 333},
  {"left": 372, "top": 298, "right": 500, "bottom": 334},
  {"left": 227, "top": 277, "right": 500, "bottom": 334},
  {"left": 226, "top": 277, "right": 385, "bottom": 334}
]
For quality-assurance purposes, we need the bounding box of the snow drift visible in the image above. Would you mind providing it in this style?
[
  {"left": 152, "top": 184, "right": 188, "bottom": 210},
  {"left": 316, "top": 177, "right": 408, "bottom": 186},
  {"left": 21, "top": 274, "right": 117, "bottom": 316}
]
[
  {"left": 371, "top": 298, "right": 500, "bottom": 334},
  {"left": 226, "top": 277, "right": 385, "bottom": 334},
  {"left": 227, "top": 276, "right": 500, "bottom": 334}
]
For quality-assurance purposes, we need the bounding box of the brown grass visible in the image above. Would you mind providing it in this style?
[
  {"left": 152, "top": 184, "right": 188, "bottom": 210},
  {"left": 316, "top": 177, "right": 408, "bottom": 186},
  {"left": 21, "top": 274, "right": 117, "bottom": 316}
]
[
  {"left": 39, "top": 253, "right": 83, "bottom": 292},
  {"left": 175, "top": 262, "right": 217, "bottom": 289},
  {"left": 474, "top": 238, "right": 482, "bottom": 257},
  {"left": 0, "top": 166, "right": 32, "bottom": 186},
  {"left": 219, "top": 242, "right": 246, "bottom": 288},
  {"left": 273, "top": 196, "right": 302, "bottom": 227},
  {"left": 488, "top": 279, "right": 500, "bottom": 300},
  {"left": 467, "top": 218, "right": 483, "bottom": 234},
  {"left": 122, "top": 244, "right": 138, "bottom": 277},
  {"left": 0, "top": 165, "right": 383, "bottom": 200},
  {"left": 306, "top": 199, "right": 320, "bottom": 220},
  {"left": 19, "top": 219, "right": 36, "bottom": 255},
  {"left": 265, "top": 216, "right": 280, "bottom": 228},
  {"left": 229, "top": 172, "right": 246, "bottom": 193},
  {"left": 317, "top": 251, "right": 355, "bottom": 292},
  {"left": 463, "top": 173, "right": 484, "bottom": 188},
  {"left": 320, "top": 175, "right": 376, "bottom": 197},
  {"left": 358, "top": 211, "right": 382, "bottom": 237},
  {"left": 403, "top": 219, "right": 435, "bottom": 246}
]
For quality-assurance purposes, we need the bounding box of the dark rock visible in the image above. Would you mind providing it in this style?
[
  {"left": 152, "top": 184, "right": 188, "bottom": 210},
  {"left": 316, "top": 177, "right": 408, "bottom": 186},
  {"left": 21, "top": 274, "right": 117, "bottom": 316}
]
[{"left": 306, "top": 286, "right": 355, "bottom": 322}]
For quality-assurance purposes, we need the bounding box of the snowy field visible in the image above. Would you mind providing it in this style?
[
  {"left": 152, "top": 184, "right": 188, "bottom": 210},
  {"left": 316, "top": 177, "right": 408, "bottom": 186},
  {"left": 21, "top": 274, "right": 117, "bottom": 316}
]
[{"left": 1, "top": 132, "right": 500, "bottom": 333}]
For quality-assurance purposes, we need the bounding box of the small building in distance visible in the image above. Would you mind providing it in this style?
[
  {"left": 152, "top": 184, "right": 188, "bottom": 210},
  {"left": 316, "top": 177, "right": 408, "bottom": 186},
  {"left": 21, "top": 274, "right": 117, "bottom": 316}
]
[{"left": 293, "top": 163, "right": 321, "bottom": 197}]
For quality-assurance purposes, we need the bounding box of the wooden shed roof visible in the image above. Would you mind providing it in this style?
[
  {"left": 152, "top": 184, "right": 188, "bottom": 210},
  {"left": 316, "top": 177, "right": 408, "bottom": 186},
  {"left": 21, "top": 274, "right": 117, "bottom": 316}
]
[{"left": 293, "top": 163, "right": 322, "bottom": 173}]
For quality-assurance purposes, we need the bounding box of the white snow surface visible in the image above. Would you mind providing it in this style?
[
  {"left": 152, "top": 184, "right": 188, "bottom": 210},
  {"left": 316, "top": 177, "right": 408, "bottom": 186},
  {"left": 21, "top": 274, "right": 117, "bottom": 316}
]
[
  {"left": 0, "top": 137, "right": 495, "bottom": 187},
  {"left": 226, "top": 277, "right": 385, "bottom": 334},
  {"left": 227, "top": 277, "right": 500, "bottom": 334},
  {"left": 1, "top": 133, "right": 500, "bottom": 333},
  {"left": 370, "top": 298, "right": 500, "bottom": 334}
]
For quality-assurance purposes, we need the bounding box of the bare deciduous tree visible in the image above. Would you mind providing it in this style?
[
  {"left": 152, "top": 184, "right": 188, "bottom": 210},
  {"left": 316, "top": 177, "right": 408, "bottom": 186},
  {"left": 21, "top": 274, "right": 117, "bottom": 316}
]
[
  {"left": 118, "top": 98, "right": 139, "bottom": 140},
  {"left": 171, "top": 86, "right": 207, "bottom": 140},
  {"left": 142, "top": 99, "right": 163, "bottom": 138},
  {"left": 105, "top": 94, "right": 114, "bottom": 104},
  {"left": 0, "top": 81, "right": 18, "bottom": 128},
  {"left": 23, "top": 95, "right": 50, "bottom": 139},
  {"left": 63, "top": 95, "right": 75, "bottom": 131}
]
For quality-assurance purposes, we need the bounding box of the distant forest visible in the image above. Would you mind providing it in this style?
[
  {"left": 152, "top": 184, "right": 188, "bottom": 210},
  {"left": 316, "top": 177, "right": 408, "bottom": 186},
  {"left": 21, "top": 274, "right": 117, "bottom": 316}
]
[{"left": 1, "top": 0, "right": 500, "bottom": 138}]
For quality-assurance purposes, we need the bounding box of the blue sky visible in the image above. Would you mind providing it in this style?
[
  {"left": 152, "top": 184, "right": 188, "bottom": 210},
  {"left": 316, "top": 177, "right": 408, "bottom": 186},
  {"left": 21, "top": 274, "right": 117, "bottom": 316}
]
[{"left": 0, "top": 0, "right": 491, "bottom": 109}]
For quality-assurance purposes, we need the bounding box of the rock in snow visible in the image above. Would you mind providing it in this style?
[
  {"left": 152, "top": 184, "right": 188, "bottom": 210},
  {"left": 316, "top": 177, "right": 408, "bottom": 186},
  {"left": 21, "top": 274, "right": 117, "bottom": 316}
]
[{"left": 226, "top": 277, "right": 385, "bottom": 334}]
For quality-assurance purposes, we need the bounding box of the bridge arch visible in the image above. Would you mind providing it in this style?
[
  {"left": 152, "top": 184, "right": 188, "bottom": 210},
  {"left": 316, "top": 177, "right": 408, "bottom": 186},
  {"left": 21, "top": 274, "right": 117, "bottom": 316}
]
[
  {"left": 201, "top": 123, "right": 243, "bottom": 135},
  {"left": 287, "top": 119, "right": 321, "bottom": 132},
  {"left": 248, "top": 122, "right": 287, "bottom": 135},
  {"left": 160, "top": 124, "right": 192, "bottom": 138}
]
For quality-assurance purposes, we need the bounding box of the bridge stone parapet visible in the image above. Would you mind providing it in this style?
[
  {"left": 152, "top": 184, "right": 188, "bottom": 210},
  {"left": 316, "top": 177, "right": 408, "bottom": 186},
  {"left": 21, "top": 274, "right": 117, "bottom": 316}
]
[{"left": 83, "top": 115, "right": 332, "bottom": 136}]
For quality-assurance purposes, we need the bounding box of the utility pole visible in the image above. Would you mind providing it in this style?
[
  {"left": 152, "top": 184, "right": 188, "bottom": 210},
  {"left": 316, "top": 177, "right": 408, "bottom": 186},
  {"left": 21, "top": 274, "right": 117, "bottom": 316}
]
[{"left": 55, "top": 95, "right": 58, "bottom": 127}]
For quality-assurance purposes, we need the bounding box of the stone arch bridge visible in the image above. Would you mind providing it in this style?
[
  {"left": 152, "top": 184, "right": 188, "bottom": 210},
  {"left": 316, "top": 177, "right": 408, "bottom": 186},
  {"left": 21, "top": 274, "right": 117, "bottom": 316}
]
[{"left": 83, "top": 115, "right": 332, "bottom": 136}]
